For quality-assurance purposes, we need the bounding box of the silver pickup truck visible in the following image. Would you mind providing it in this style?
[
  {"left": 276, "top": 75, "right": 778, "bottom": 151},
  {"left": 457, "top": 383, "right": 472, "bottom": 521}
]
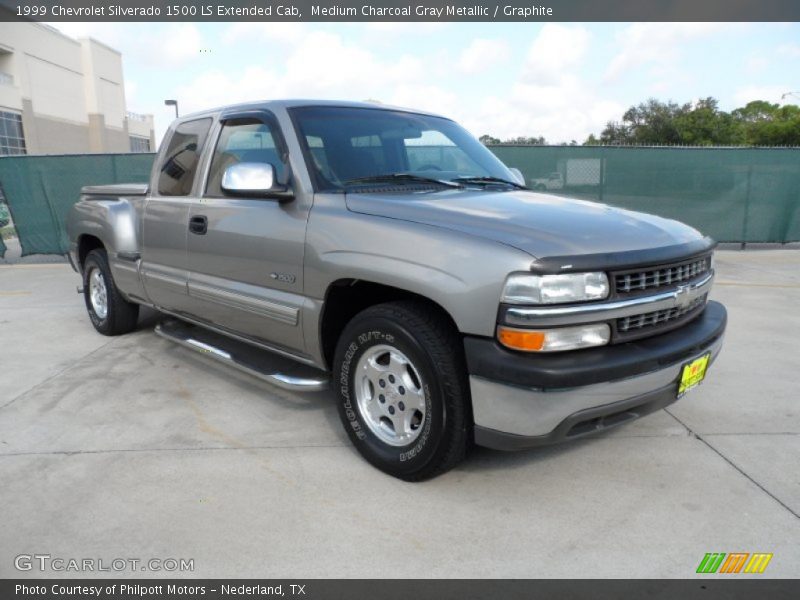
[{"left": 67, "top": 100, "right": 727, "bottom": 480}]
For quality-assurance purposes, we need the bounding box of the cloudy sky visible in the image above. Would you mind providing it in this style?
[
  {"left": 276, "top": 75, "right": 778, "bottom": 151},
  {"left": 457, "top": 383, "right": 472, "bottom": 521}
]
[{"left": 51, "top": 21, "right": 800, "bottom": 144}]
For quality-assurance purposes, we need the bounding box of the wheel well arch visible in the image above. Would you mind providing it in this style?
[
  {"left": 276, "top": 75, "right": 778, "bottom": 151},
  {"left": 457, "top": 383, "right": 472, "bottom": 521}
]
[
  {"left": 319, "top": 279, "right": 460, "bottom": 369},
  {"left": 77, "top": 234, "right": 105, "bottom": 270}
]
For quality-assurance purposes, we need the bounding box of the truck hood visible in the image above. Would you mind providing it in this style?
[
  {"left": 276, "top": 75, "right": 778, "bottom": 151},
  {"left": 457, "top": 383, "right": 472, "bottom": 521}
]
[{"left": 345, "top": 189, "right": 711, "bottom": 267}]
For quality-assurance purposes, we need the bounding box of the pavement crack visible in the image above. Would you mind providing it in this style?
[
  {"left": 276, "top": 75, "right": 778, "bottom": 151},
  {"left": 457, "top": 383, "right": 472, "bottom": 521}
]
[
  {"left": 665, "top": 408, "right": 800, "bottom": 521},
  {"left": 702, "top": 432, "right": 800, "bottom": 436}
]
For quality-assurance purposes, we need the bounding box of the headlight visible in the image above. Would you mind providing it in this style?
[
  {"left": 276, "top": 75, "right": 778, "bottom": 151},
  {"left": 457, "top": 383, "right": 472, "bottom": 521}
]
[
  {"left": 497, "top": 324, "right": 611, "bottom": 352},
  {"left": 502, "top": 272, "right": 609, "bottom": 305}
]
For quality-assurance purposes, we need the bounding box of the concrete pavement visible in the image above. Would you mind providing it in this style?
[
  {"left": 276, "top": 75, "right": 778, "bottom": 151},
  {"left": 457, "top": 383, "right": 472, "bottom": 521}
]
[{"left": 0, "top": 250, "right": 798, "bottom": 578}]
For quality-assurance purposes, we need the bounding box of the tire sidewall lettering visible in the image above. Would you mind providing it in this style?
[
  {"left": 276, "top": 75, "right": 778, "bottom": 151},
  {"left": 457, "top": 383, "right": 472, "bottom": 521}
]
[
  {"left": 338, "top": 324, "right": 440, "bottom": 465},
  {"left": 399, "top": 381, "right": 433, "bottom": 462}
]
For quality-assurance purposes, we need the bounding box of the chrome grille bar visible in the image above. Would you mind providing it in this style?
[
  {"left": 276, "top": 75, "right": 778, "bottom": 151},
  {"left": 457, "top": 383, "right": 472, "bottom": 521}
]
[
  {"left": 503, "top": 272, "right": 714, "bottom": 328},
  {"left": 618, "top": 295, "right": 706, "bottom": 333},
  {"left": 614, "top": 256, "right": 709, "bottom": 294}
]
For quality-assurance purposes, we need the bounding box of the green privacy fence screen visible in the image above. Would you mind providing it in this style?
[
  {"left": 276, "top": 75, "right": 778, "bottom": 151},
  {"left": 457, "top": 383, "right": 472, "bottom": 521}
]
[
  {"left": 0, "top": 230, "right": 5, "bottom": 257},
  {"left": 0, "top": 186, "right": 10, "bottom": 257},
  {"left": 0, "top": 153, "right": 155, "bottom": 257},
  {"left": 0, "top": 147, "right": 798, "bottom": 258},
  {"left": 491, "top": 145, "right": 800, "bottom": 245}
]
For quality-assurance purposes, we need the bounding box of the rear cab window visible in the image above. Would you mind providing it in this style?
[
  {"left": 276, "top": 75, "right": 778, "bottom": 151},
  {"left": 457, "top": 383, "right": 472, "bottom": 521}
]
[{"left": 157, "top": 118, "right": 213, "bottom": 196}]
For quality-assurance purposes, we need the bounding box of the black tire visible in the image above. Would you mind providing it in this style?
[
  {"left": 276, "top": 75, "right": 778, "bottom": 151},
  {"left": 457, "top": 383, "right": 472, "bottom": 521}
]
[
  {"left": 333, "top": 301, "right": 471, "bottom": 481},
  {"left": 82, "top": 248, "right": 139, "bottom": 336}
]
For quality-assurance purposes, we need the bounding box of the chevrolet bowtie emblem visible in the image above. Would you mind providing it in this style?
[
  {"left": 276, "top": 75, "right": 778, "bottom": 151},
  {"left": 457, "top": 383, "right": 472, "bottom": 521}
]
[{"left": 674, "top": 284, "right": 692, "bottom": 308}]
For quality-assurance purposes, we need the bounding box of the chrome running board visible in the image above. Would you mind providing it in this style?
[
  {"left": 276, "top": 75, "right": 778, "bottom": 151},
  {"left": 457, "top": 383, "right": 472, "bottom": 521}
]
[{"left": 154, "top": 320, "right": 329, "bottom": 392}]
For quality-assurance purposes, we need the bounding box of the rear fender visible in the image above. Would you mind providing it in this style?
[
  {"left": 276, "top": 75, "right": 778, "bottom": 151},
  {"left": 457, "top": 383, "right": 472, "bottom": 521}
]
[{"left": 67, "top": 195, "right": 148, "bottom": 303}]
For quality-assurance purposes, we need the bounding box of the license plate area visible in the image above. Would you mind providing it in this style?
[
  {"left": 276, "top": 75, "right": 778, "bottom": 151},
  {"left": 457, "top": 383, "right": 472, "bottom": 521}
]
[{"left": 677, "top": 352, "right": 711, "bottom": 398}]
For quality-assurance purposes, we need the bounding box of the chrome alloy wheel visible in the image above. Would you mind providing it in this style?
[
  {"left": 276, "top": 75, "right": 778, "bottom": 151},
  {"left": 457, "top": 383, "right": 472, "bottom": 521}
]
[
  {"left": 88, "top": 267, "right": 108, "bottom": 319},
  {"left": 354, "top": 344, "right": 427, "bottom": 447}
]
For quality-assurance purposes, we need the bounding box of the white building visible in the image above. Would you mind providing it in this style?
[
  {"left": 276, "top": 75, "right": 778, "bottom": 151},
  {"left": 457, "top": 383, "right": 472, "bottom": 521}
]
[{"left": 0, "top": 22, "right": 155, "bottom": 155}]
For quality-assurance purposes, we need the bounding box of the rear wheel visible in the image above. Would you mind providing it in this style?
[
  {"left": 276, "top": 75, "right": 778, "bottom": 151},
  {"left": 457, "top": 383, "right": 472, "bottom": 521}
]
[
  {"left": 83, "top": 248, "right": 139, "bottom": 336},
  {"left": 333, "top": 301, "right": 471, "bottom": 481}
]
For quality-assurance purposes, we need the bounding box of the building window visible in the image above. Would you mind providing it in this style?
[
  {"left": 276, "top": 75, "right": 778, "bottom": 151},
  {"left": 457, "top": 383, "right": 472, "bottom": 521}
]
[
  {"left": 0, "top": 110, "right": 26, "bottom": 155},
  {"left": 130, "top": 136, "right": 151, "bottom": 153}
]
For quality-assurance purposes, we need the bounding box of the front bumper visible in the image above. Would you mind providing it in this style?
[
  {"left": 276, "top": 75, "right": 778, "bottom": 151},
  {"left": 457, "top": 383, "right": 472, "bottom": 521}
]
[{"left": 466, "top": 300, "right": 727, "bottom": 450}]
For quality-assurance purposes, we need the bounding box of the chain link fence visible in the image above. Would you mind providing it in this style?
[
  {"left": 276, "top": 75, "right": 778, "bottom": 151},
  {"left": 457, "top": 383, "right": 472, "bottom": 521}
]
[{"left": 0, "top": 146, "right": 798, "bottom": 259}]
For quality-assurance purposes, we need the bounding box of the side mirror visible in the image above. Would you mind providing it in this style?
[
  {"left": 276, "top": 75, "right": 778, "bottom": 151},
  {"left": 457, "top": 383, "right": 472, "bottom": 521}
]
[
  {"left": 508, "top": 167, "right": 525, "bottom": 186},
  {"left": 221, "top": 162, "right": 293, "bottom": 201}
]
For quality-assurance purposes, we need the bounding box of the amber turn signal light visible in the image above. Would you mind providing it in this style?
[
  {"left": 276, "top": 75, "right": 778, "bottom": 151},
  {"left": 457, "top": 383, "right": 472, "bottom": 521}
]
[
  {"left": 496, "top": 326, "right": 546, "bottom": 351},
  {"left": 497, "top": 323, "right": 611, "bottom": 353}
]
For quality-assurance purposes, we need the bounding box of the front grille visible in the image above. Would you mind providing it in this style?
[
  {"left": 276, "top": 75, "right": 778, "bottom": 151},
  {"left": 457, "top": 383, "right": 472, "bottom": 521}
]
[
  {"left": 614, "top": 256, "right": 710, "bottom": 295},
  {"left": 617, "top": 294, "right": 707, "bottom": 335}
]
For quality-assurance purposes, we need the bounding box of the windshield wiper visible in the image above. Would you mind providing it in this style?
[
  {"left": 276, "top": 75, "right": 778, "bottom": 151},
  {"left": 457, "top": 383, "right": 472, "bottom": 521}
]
[
  {"left": 451, "top": 175, "right": 527, "bottom": 189},
  {"left": 344, "top": 173, "right": 462, "bottom": 189}
]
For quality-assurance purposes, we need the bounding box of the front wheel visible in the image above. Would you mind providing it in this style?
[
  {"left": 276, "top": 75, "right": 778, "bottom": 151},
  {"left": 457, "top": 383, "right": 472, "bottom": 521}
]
[
  {"left": 333, "top": 301, "right": 471, "bottom": 481},
  {"left": 83, "top": 248, "right": 139, "bottom": 336}
]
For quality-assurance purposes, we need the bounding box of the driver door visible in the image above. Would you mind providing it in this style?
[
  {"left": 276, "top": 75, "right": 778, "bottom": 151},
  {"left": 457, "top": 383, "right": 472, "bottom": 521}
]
[{"left": 183, "top": 112, "right": 309, "bottom": 355}]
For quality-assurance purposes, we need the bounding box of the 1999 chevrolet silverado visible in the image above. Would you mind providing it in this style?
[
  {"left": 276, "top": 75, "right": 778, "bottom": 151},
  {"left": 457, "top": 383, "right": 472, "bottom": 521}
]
[{"left": 67, "top": 100, "right": 727, "bottom": 480}]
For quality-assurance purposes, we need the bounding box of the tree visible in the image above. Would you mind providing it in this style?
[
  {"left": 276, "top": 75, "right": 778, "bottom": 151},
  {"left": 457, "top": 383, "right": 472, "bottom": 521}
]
[
  {"left": 584, "top": 134, "right": 601, "bottom": 145},
  {"left": 732, "top": 101, "right": 800, "bottom": 146},
  {"left": 479, "top": 134, "right": 547, "bottom": 145},
  {"left": 505, "top": 136, "right": 547, "bottom": 145},
  {"left": 599, "top": 98, "right": 685, "bottom": 145},
  {"left": 598, "top": 119, "right": 632, "bottom": 145},
  {"left": 588, "top": 97, "right": 800, "bottom": 146},
  {"left": 674, "top": 97, "right": 743, "bottom": 145},
  {"left": 731, "top": 100, "right": 778, "bottom": 123}
]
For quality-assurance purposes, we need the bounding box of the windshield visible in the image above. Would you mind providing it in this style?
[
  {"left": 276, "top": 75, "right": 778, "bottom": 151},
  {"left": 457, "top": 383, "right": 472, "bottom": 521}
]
[{"left": 291, "top": 106, "right": 516, "bottom": 192}]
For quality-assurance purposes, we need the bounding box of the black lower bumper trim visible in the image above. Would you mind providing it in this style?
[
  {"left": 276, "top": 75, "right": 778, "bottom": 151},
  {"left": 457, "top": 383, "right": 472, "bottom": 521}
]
[
  {"left": 474, "top": 382, "right": 679, "bottom": 451},
  {"left": 465, "top": 300, "right": 726, "bottom": 389}
]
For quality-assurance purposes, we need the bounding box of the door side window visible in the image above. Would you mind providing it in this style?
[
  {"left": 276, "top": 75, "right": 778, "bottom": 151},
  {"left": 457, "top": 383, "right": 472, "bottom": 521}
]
[
  {"left": 206, "top": 118, "right": 287, "bottom": 197},
  {"left": 157, "top": 118, "right": 212, "bottom": 196}
]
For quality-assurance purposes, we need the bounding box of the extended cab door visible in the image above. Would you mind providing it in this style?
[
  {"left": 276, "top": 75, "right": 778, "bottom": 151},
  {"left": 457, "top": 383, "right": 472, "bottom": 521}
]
[
  {"left": 184, "top": 111, "right": 309, "bottom": 355},
  {"left": 141, "top": 117, "right": 213, "bottom": 312}
]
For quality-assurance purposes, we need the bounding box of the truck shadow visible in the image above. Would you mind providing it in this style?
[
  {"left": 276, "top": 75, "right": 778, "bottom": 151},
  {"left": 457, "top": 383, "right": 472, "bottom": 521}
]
[
  {"left": 459, "top": 425, "right": 651, "bottom": 475},
  {"left": 464, "top": 438, "right": 596, "bottom": 471}
]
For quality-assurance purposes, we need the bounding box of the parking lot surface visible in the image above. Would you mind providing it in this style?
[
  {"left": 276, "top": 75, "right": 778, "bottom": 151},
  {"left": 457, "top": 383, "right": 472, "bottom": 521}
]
[{"left": 1, "top": 250, "right": 798, "bottom": 578}]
